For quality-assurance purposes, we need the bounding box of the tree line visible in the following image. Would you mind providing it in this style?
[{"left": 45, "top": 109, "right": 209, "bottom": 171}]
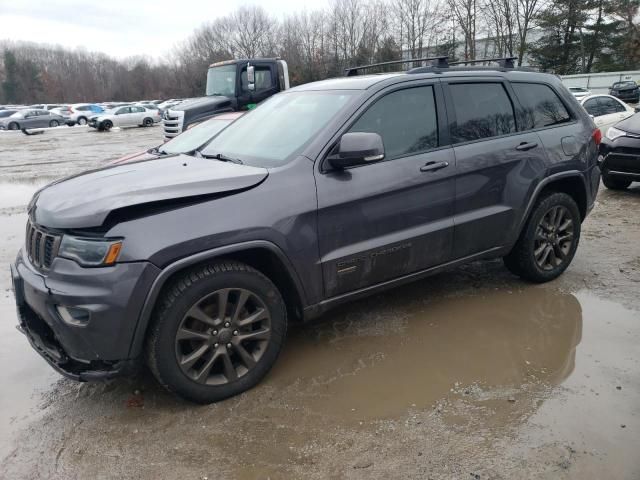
[{"left": 1, "top": 0, "right": 638, "bottom": 105}]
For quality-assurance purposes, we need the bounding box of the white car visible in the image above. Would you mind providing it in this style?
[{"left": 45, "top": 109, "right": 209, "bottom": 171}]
[
  {"left": 68, "top": 103, "right": 105, "bottom": 125},
  {"left": 580, "top": 94, "right": 635, "bottom": 136},
  {"left": 88, "top": 105, "right": 161, "bottom": 131},
  {"left": 568, "top": 86, "right": 592, "bottom": 100}
]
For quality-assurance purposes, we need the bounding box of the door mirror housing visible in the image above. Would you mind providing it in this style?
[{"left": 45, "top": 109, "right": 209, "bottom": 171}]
[
  {"left": 247, "top": 64, "right": 255, "bottom": 92},
  {"left": 328, "top": 132, "right": 385, "bottom": 170}
]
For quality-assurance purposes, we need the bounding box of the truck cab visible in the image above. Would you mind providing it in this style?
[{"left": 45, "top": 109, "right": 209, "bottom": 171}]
[{"left": 163, "top": 58, "right": 289, "bottom": 139}]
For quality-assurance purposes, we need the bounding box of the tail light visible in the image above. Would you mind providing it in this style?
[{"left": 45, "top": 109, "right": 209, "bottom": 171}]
[{"left": 593, "top": 128, "right": 602, "bottom": 146}]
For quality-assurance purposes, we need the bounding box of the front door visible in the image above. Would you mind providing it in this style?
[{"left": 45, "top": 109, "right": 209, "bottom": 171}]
[
  {"left": 444, "top": 80, "right": 549, "bottom": 258},
  {"left": 315, "top": 82, "right": 456, "bottom": 297}
]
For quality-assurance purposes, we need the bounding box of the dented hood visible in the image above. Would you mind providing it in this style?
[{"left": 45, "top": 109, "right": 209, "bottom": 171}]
[{"left": 32, "top": 154, "right": 268, "bottom": 229}]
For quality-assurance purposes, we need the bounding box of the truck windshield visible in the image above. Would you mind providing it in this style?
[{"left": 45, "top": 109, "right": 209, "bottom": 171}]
[
  {"left": 206, "top": 65, "right": 236, "bottom": 97},
  {"left": 200, "top": 91, "right": 358, "bottom": 167}
]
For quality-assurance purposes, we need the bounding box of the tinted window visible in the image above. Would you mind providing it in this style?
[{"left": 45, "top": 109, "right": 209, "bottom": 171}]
[
  {"left": 348, "top": 86, "right": 438, "bottom": 159},
  {"left": 513, "top": 83, "right": 571, "bottom": 129},
  {"left": 599, "top": 97, "right": 625, "bottom": 114},
  {"left": 116, "top": 107, "right": 130, "bottom": 115},
  {"left": 241, "top": 67, "right": 273, "bottom": 93},
  {"left": 37, "top": 110, "right": 50, "bottom": 116},
  {"left": 583, "top": 98, "right": 602, "bottom": 117},
  {"left": 450, "top": 83, "right": 515, "bottom": 143}
]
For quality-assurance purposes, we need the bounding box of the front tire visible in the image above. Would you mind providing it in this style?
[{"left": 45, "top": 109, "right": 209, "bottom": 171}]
[
  {"left": 504, "top": 192, "right": 581, "bottom": 283},
  {"left": 77, "top": 116, "right": 87, "bottom": 126},
  {"left": 146, "top": 261, "right": 287, "bottom": 404},
  {"left": 49, "top": 120, "right": 59, "bottom": 127},
  {"left": 602, "top": 171, "right": 631, "bottom": 190},
  {"left": 8, "top": 122, "right": 19, "bottom": 130},
  {"left": 101, "top": 120, "right": 113, "bottom": 131}
]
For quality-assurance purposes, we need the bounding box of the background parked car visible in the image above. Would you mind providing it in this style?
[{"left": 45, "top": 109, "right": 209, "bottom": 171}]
[
  {"left": 580, "top": 94, "right": 635, "bottom": 135},
  {"left": 609, "top": 81, "right": 640, "bottom": 104},
  {"left": 136, "top": 103, "right": 163, "bottom": 121},
  {"left": 0, "top": 108, "right": 67, "bottom": 130},
  {"left": 49, "top": 106, "right": 73, "bottom": 125},
  {"left": 28, "top": 104, "right": 64, "bottom": 111},
  {"left": 599, "top": 112, "right": 640, "bottom": 190},
  {"left": 0, "top": 109, "right": 19, "bottom": 120},
  {"left": 110, "top": 111, "right": 244, "bottom": 164},
  {"left": 568, "top": 86, "right": 592, "bottom": 100},
  {"left": 69, "top": 103, "right": 104, "bottom": 125},
  {"left": 89, "top": 105, "right": 160, "bottom": 131}
]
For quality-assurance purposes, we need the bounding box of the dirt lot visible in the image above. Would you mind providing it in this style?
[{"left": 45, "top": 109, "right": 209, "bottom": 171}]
[{"left": 0, "top": 126, "right": 639, "bottom": 480}]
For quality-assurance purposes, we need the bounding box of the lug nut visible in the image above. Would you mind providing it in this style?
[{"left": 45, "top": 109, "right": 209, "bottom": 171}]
[
  {"left": 224, "top": 322, "right": 230, "bottom": 328},
  {"left": 213, "top": 343, "right": 219, "bottom": 348},
  {"left": 213, "top": 330, "right": 218, "bottom": 335},
  {"left": 226, "top": 343, "right": 232, "bottom": 349},
  {"left": 233, "top": 330, "right": 238, "bottom": 336}
]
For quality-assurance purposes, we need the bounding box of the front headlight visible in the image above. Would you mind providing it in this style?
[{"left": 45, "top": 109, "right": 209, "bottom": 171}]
[
  {"left": 606, "top": 127, "right": 627, "bottom": 141},
  {"left": 58, "top": 236, "right": 123, "bottom": 266}
]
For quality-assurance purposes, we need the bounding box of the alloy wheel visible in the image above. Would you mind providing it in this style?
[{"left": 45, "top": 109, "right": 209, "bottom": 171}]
[
  {"left": 534, "top": 205, "right": 574, "bottom": 271},
  {"left": 174, "top": 288, "right": 271, "bottom": 385}
]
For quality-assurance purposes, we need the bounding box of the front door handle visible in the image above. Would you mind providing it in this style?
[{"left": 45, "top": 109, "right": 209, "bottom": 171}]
[
  {"left": 420, "top": 161, "right": 449, "bottom": 172},
  {"left": 516, "top": 142, "right": 538, "bottom": 151}
]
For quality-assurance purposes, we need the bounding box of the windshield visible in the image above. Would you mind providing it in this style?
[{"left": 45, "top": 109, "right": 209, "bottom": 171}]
[
  {"left": 613, "top": 82, "right": 636, "bottom": 88},
  {"left": 0, "top": 110, "right": 16, "bottom": 118},
  {"left": 159, "top": 118, "right": 233, "bottom": 155},
  {"left": 201, "top": 91, "right": 358, "bottom": 167},
  {"left": 206, "top": 65, "right": 236, "bottom": 97}
]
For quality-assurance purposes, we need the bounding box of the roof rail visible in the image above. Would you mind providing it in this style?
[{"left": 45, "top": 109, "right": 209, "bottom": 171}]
[
  {"left": 449, "top": 57, "right": 518, "bottom": 69},
  {"left": 344, "top": 56, "right": 449, "bottom": 76}
]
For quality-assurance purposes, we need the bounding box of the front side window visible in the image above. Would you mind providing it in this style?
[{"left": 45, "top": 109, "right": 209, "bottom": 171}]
[
  {"left": 599, "top": 97, "right": 625, "bottom": 114},
  {"left": 513, "top": 83, "right": 571, "bottom": 130},
  {"left": 450, "top": 83, "right": 516, "bottom": 143},
  {"left": 116, "top": 107, "right": 129, "bottom": 115},
  {"left": 206, "top": 65, "right": 236, "bottom": 97},
  {"left": 201, "top": 91, "right": 358, "bottom": 167},
  {"left": 241, "top": 67, "right": 273, "bottom": 93},
  {"left": 347, "top": 86, "right": 438, "bottom": 159}
]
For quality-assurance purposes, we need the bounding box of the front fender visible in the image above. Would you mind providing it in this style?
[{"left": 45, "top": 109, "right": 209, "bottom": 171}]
[{"left": 127, "top": 240, "right": 306, "bottom": 358}]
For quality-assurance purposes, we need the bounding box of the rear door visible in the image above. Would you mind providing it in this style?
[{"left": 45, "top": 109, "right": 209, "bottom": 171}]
[
  {"left": 444, "top": 79, "right": 548, "bottom": 258},
  {"left": 315, "top": 81, "right": 456, "bottom": 297}
]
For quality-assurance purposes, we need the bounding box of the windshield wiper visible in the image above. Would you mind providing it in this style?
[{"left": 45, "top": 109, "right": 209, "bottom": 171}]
[{"left": 201, "top": 152, "right": 243, "bottom": 164}]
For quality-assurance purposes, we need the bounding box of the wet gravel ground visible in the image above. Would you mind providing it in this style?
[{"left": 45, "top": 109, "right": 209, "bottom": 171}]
[{"left": 0, "top": 126, "right": 639, "bottom": 479}]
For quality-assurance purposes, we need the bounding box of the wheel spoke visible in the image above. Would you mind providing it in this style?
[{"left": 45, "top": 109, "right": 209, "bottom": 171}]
[
  {"left": 558, "top": 219, "right": 572, "bottom": 232},
  {"left": 221, "top": 348, "right": 238, "bottom": 381},
  {"left": 186, "top": 305, "right": 217, "bottom": 327},
  {"left": 534, "top": 242, "right": 547, "bottom": 258},
  {"left": 557, "top": 232, "right": 573, "bottom": 243},
  {"left": 554, "top": 207, "right": 565, "bottom": 229},
  {"left": 176, "top": 327, "right": 210, "bottom": 342},
  {"left": 179, "top": 344, "right": 209, "bottom": 370},
  {"left": 547, "top": 245, "right": 558, "bottom": 265},
  {"left": 231, "top": 290, "right": 249, "bottom": 323},
  {"left": 233, "top": 342, "right": 256, "bottom": 368},
  {"left": 217, "top": 289, "right": 230, "bottom": 322},
  {"left": 547, "top": 208, "right": 557, "bottom": 229},
  {"left": 236, "top": 307, "right": 268, "bottom": 327},
  {"left": 237, "top": 328, "right": 270, "bottom": 343},
  {"left": 553, "top": 243, "right": 566, "bottom": 260},
  {"left": 194, "top": 350, "right": 222, "bottom": 382},
  {"left": 539, "top": 245, "right": 552, "bottom": 266}
]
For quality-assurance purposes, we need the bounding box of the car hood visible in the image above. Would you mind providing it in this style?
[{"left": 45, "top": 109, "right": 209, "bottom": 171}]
[
  {"left": 172, "top": 96, "right": 232, "bottom": 116},
  {"left": 616, "top": 113, "right": 640, "bottom": 135},
  {"left": 32, "top": 154, "right": 268, "bottom": 229}
]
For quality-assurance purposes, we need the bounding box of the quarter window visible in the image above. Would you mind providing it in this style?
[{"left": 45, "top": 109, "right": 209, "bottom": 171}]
[
  {"left": 347, "top": 86, "right": 438, "bottom": 159},
  {"left": 513, "top": 83, "right": 571, "bottom": 129},
  {"left": 583, "top": 98, "right": 602, "bottom": 117},
  {"left": 449, "top": 83, "right": 516, "bottom": 143},
  {"left": 599, "top": 97, "right": 626, "bottom": 114}
]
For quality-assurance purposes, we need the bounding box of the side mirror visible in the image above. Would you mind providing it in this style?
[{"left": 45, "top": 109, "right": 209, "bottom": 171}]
[
  {"left": 328, "top": 132, "right": 385, "bottom": 170},
  {"left": 247, "top": 64, "right": 255, "bottom": 92}
]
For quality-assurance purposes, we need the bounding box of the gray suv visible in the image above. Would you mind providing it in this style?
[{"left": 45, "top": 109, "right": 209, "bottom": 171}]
[{"left": 11, "top": 61, "right": 601, "bottom": 403}]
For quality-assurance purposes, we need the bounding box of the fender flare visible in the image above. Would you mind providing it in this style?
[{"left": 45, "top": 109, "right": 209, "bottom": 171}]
[
  {"left": 515, "top": 170, "right": 588, "bottom": 238},
  {"left": 127, "top": 240, "right": 307, "bottom": 358}
]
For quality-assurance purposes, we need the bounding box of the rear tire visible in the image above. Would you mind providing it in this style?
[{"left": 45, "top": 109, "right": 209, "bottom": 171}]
[
  {"left": 504, "top": 192, "right": 581, "bottom": 283},
  {"left": 146, "top": 261, "right": 287, "bottom": 404},
  {"left": 77, "top": 116, "right": 87, "bottom": 126},
  {"left": 49, "top": 120, "right": 59, "bottom": 127},
  {"left": 8, "top": 122, "right": 19, "bottom": 130},
  {"left": 602, "top": 171, "right": 631, "bottom": 190},
  {"left": 143, "top": 117, "right": 154, "bottom": 127}
]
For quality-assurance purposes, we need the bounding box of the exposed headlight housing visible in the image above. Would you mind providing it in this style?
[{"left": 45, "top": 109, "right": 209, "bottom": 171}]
[
  {"left": 606, "top": 126, "right": 626, "bottom": 141},
  {"left": 58, "top": 236, "right": 123, "bottom": 266}
]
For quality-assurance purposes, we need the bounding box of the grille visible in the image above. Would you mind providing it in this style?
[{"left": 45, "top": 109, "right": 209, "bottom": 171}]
[
  {"left": 25, "top": 220, "right": 61, "bottom": 271},
  {"left": 162, "top": 109, "right": 184, "bottom": 140}
]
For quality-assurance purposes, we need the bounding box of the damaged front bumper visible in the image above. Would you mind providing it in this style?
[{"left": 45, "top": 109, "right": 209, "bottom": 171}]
[{"left": 10, "top": 249, "right": 160, "bottom": 381}]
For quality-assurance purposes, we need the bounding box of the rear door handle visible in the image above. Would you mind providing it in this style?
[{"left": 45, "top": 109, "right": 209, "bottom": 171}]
[
  {"left": 516, "top": 142, "right": 538, "bottom": 151},
  {"left": 420, "top": 161, "right": 449, "bottom": 172}
]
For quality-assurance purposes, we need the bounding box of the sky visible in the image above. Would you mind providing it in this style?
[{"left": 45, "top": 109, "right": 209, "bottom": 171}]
[{"left": 0, "top": 0, "right": 328, "bottom": 59}]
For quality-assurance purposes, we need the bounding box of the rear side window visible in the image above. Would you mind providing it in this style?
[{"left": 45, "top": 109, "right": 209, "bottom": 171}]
[
  {"left": 348, "top": 86, "right": 438, "bottom": 159},
  {"left": 583, "top": 98, "right": 602, "bottom": 117},
  {"left": 449, "top": 83, "right": 515, "bottom": 143},
  {"left": 513, "top": 83, "right": 571, "bottom": 129}
]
